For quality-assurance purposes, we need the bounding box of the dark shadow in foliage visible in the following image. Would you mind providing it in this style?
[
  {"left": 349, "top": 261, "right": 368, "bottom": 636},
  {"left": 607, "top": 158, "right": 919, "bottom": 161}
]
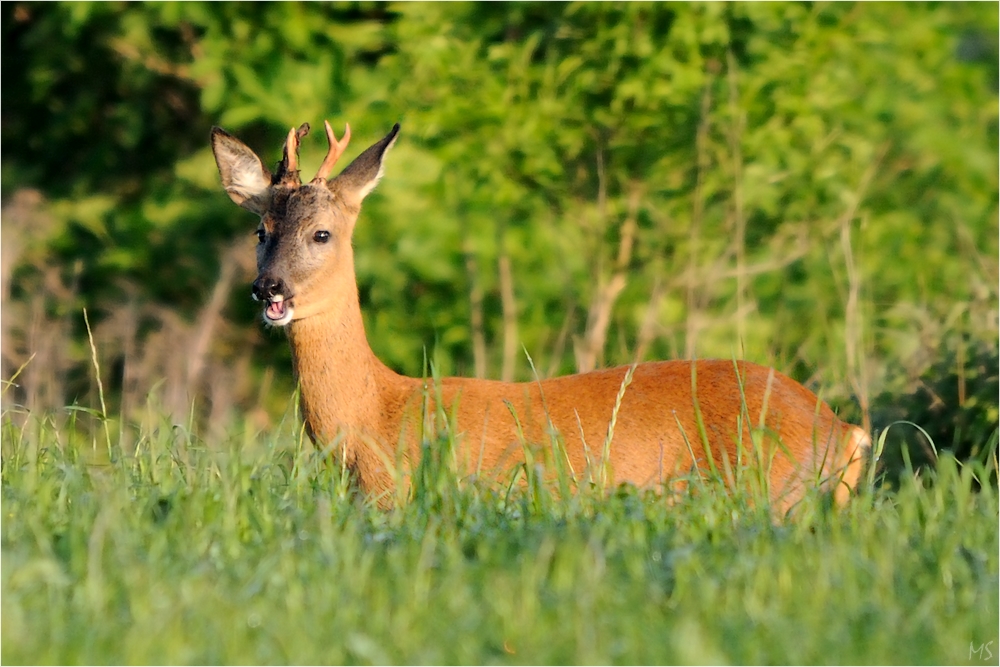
[{"left": 870, "top": 339, "right": 999, "bottom": 490}]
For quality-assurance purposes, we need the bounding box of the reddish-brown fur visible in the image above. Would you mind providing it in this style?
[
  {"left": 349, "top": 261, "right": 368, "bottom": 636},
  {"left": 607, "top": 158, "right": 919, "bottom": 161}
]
[{"left": 211, "top": 120, "right": 870, "bottom": 511}]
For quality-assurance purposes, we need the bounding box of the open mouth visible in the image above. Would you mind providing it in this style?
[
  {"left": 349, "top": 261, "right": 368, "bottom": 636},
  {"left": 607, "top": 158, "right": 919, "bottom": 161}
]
[{"left": 263, "top": 295, "right": 294, "bottom": 326}]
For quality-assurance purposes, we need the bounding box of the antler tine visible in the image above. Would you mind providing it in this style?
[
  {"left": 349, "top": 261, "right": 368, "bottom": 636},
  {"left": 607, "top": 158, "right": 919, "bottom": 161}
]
[
  {"left": 283, "top": 127, "right": 299, "bottom": 175},
  {"left": 278, "top": 123, "right": 311, "bottom": 185},
  {"left": 312, "top": 121, "right": 351, "bottom": 183}
]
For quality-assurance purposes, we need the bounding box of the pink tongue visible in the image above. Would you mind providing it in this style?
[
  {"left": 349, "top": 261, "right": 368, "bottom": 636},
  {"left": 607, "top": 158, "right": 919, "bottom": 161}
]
[{"left": 266, "top": 301, "right": 286, "bottom": 319}]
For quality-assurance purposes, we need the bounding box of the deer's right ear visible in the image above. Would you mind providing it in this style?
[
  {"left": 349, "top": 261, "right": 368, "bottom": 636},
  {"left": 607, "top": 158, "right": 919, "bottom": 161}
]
[
  {"left": 210, "top": 127, "right": 273, "bottom": 215},
  {"left": 328, "top": 123, "right": 400, "bottom": 210}
]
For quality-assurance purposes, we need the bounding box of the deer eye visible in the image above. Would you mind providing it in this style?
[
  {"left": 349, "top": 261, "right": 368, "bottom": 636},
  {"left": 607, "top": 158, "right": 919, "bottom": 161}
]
[
  {"left": 313, "top": 230, "right": 331, "bottom": 244},
  {"left": 256, "top": 229, "right": 266, "bottom": 244}
]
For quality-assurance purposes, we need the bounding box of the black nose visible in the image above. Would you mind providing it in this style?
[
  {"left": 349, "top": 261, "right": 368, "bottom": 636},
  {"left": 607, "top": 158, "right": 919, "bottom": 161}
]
[{"left": 252, "top": 276, "right": 284, "bottom": 301}]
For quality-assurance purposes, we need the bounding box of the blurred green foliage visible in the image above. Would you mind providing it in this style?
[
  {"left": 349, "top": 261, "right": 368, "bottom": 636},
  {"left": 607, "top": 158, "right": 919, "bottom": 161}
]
[{"left": 2, "top": 2, "right": 997, "bottom": 447}]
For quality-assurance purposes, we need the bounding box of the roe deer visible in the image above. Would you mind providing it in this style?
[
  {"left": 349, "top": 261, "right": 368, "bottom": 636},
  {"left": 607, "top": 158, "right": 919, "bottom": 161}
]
[{"left": 211, "top": 120, "right": 870, "bottom": 511}]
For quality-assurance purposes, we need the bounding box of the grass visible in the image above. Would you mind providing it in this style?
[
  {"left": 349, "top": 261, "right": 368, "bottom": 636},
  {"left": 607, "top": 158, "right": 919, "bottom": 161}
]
[{"left": 1, "top": 404, "right": 998, "bottom": 665}]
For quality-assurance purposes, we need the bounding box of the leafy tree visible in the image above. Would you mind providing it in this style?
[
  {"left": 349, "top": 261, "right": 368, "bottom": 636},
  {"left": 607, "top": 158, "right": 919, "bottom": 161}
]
[{"left": 2, "top": 2, "right": 996, "bottom": 441}]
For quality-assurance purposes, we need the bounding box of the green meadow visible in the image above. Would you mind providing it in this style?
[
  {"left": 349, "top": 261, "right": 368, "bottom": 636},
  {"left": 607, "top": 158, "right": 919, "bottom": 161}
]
[{"left": 2, "top": 404, "right": 997, "bottom": 665}]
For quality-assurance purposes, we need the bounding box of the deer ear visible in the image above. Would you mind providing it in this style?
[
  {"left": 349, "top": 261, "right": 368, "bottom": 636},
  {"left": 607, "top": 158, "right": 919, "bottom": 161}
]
[
  {"left": 210, "top": 127, "right": 273, "bottom": 215},
  {"left": 328, "top": 123, "right": 400, "bottom": 209}
]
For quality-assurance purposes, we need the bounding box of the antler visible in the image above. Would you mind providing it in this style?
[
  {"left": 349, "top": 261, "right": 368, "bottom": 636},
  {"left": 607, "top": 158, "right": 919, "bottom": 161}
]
[
  {"left": 312, "top": 121, "right": 351, "bottom": 183},
  {"left": 276, "top": 123, "right": 311, "bottom": 185}
]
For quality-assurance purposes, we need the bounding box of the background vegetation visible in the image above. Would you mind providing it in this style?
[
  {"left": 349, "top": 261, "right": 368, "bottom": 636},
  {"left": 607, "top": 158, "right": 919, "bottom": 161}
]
[
  {"left": 2, "top": 3, "right": 998, "bottom": 664},
  {"left": 3, "top": 2, "right": 997, "bottom": 451}
]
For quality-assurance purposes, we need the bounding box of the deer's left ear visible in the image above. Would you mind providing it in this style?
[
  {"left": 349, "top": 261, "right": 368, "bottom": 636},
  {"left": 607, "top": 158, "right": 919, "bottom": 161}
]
[
  {"left": 211, "top": 127, "right": 273, "bottom": 215},
  {"left": 328, "top": 123, "right": 400, "bottom": 210}
]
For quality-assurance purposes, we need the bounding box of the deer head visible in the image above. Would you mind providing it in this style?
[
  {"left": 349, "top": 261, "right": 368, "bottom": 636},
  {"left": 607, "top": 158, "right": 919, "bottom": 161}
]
[{"left": 210, "top": 121, "right": 400, "bottom": 325}]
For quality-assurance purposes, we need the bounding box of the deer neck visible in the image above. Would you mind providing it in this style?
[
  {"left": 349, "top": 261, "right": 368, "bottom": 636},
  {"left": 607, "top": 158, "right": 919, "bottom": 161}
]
[{"left": 285, "top": 271, "right": 404, "bottom": 452}]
